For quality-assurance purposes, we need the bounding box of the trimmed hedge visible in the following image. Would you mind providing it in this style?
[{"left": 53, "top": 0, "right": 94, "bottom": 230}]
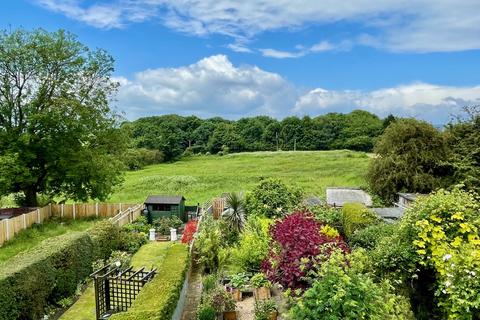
[
  {"left": 0, "top": 220, "right": 122, "bottom": 320},
  {"left": 341, "top": 203, "right": 379, "bottom": 239},
  {"left": 110, "top": 243, "right": 189, "bottom": 320}
]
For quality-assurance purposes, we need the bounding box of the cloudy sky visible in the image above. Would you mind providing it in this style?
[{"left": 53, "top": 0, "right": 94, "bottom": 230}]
[{"left": 2, "top": 1, "right": 480, "bottom": 123}]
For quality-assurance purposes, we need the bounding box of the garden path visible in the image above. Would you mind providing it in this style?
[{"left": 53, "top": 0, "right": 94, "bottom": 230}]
[{"left": 180, "top": 263, "right": 203, "bottom": 320}]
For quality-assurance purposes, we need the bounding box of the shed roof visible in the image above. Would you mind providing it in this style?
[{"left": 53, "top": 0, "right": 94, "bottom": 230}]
[
  {"left": 326, "top": 187, "right": 372, "bottom": 207},
  {"left": 372, "top": 207, "right": 405, "bottom": 219},
  {"left": 302, "top": 196, "right": 325, "bottom": 207},
  {"left": 397, "top": 193, "right": 421, "bottom": 201},
  {"left": 144, "top": 195, "right": 185, "bottom": 205}
]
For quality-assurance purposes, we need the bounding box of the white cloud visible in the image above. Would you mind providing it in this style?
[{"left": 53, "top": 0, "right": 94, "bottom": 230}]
[
  {"left": 294, "top": 83, "right": 480, "bottom": 122},
  {"left": 36, "top": 0, "right": 480, "bottom": 53},
  {"left": 260, "top": 41, "right": 338, "bottom": 58},
  {"left": 113, "top": 55, "right": 480, "bottom": 123},
  {"left": 114, "top": 55, "right": 297, "bottom": 119}
]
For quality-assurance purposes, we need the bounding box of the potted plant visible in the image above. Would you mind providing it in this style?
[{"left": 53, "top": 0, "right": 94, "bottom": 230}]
[
  {"left": 254, "top": 298, "right": 278, "bottom": 320},
  {"left": 250, "top": 273, "right": 272, "bottom": 300},
  {"left": 211, "top": 287, "right": 237, "bottom": 320},
  {"left": 227, "top": 272, "right": 248, "bottom": 301}
]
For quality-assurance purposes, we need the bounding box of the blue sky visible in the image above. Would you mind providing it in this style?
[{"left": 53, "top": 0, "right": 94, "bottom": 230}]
[{"left": 2, "top": 0, "right": 480, "bottom": 123}]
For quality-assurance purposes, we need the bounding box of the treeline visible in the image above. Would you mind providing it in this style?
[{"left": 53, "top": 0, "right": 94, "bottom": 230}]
[{"left": 124, "top": 110, "right": 393, "bottom": 162}]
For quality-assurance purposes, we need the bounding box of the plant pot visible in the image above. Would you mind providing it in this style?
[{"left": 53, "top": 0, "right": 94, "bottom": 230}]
[
  {"left": 223, "top": 311, "right": 237, "bottom": 320},
  {"left": 254, "top": 287, "right": 271, "bottom": 300},
  {"left": 230, "top": 288, "right": 242, "bottom": 301},
  {"left": 267, "top": 311, "right": 278, "bottom": 320}
]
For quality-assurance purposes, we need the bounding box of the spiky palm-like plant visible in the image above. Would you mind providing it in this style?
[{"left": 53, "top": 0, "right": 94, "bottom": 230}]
[{"left": 224, "top": 192, "right": 246, "bottom": 233}]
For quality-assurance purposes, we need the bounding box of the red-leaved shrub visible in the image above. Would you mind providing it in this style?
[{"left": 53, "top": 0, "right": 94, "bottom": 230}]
[
  {"left": 181, "top": 219, "right": 198, "bottom": 244},
  {"left": 261, "top": 211, "right": 348, "bottom": 290}
]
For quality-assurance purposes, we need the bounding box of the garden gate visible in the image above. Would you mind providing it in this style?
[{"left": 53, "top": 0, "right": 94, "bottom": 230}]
[{"left": 91, "top": 265, "right": 157, "bottom": 319}]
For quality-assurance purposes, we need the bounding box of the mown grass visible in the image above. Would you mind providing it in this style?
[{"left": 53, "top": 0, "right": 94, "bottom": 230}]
[
  {"left": 108, "top": 150, "right": 370, "bottom": 205},
  {"left": 0, "top": 218, "right": 98, "bottom": 263},
  {"left": 60, "top": 242, "right": 172, "bottom": 320}
]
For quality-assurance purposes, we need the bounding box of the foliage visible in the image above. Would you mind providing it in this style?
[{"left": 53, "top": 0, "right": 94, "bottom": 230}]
[
  {"left": 367, "top": 118, "right": 452, "bottom": 204},
  {"left": 320, "top": 224, "right": 340, "bottom": 238},
  {"left": 262, "top": 212, "right": 349, "bottom": 290},
  {"left": 349, "top": 222, "right": 396, "bottom": 250},
  {"left": 445, "top": 106, "right": 480, "bottom": 194},
  {"left": 250, "top": 273, "right": 271, "bottom": 288},
  {"left": 254, "top": 298, "right": 278, "bottom": 320},
  {"left": 229, "top": 216, "right": 272, "bottom": 273},
  {"left": 245, "top": 178, "right": 303, "bottom": 218},
  {"left": 92, "top": 250, "right": 132, "bottom": 272},
  {"left": 153, "top": 216, "right": 182, "bottom": 235},
  {"left": 88, "top": 220, "right": 122, "bottom": 260},
  {"left": 0, "top": 28, "right": 127, "bottom": 206},
  {"left": 118, "top": 230, "right": 148, "bottom": 254},
  {"left": 196, "top": 303, "right": 216, "bottom": 320},
  {"left": 202, "top": 274, "right": 218, "bottom": 294},
  {"left": 0, "top": 232, "right": 93, "bottom": 320},
  {"left": 407, "top": 188, "right": 480, "bottom": 319},
  {"left": 122, "top": 216, "right": 151, "bottom": 234},
  {"left": 341, "top": 203, "right": 379, "bottom": 239},
  {"left": 181, "top": 219, "right": 198, "bottom": 244},
  {"left": 123, "top": 148, "right": 164, "bottom": 170},
  {"left": 306, "top": 205, "right": 342, "bottom": 229},
  {"left": 228, "top": 272, "right": 249, "bottom": 289},
  {"left": 194, "top": 215, "right": 222, "bottom": 273},
  {"left": 223, "top": 192, "right": 246, "bottom": 233},
  {"left": 209, "top": 286, "right": 236, "bottom": 312},
  {"left": 290, "top": 251, "right": 414, "bottom": 320},
  {"left": 109, "top": 244, "right": 189, "bottom": 320}
]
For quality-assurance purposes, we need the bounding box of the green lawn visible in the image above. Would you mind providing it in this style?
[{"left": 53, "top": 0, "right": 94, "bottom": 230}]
[
  {"left": 60, "top": 242, "right": 172, "bottom": 320},
  {"left": 0, "top": 218, "right": 97, "bottom": 263},
  {"left": 108, "top": 150, "right": 370, "bottom": 205}
]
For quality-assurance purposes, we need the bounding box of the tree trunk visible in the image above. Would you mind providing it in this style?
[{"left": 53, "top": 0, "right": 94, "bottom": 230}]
[{"left": 23, "top": 187, "right": 38, "bottom": 207}]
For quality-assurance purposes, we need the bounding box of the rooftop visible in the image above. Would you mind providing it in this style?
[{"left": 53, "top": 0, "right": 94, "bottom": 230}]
[
  {"left": 326, "top": 187, "right": 373, "bottom": 207},
  {"left": 144, "top": 195, "right": 185, "bottom": 205}
]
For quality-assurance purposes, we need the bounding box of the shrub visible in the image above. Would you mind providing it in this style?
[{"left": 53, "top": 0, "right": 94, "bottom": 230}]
[
  {"left": 307, "top": 205, "right": 342, "bottom": 231},
  {"left": 118, "top": 231, "right": 148, "bottom": 254},
  {"left": 109, "top": 244, "right": 189, "bottom": 320},
  {"left": 89, "top": 220, "right": 122, "bottom": 260},
  {"left": 229, "top": 216, "right": 272, "bottom": 273},
  {"left": 122, "top": 216, "right": 151, "bottom": 234},
  {"left": 341, "top": 203, "right": 379, "bottom": 239},
  {"left": 196, "top": 303, "right": 216, "bottom": 320},
  {"left": 228, "top": 272, "right": 249, "bottom": 289},
  {"left": 0, "top": 232, "right": 93, "bottom": 320},
  {"left": 349, "top": 222, "right": 396, "bottom": 250},
  {"left": 250, "top": 273, "right": 271, "bottom": 288},
  {"left": 245, "top": 178, "right": 303, "bottom": 218},
  {"left": 123, "top": 148, "right": 164, "bottom": 170},
  {"left": 154, "top": 216, "right": 182, "bottom": 235},
  {"left": 194, "top": 216, "right": 222, "bottom": 273},
  {"left": 290, "top": 251, "right": 414, "bottom": 320},
  {"left": 181, "top": 219, "right": 198, "bottom": 244},
  {"left": 92, "top": 250, "right": 132, "bottom": 272},
  {"left": 254, "top": 298, "right": 278, "bottom": 320},
  {"left": 202, "top": 274, "right": 218, "bottom": 294},
  {"left": 262, "top": 212, "right": 349, "bottom": 290}
]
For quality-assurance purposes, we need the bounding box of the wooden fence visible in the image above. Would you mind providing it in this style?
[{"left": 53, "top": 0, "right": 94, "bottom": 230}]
[
  {"left": 109, "top": 204, "right": 144, "bottom": 227},
  {"left": 0, "top": 203, "right": 140, "bottom": 246}
]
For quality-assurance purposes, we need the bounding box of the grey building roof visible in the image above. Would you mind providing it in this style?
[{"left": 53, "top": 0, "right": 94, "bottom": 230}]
[
  {"left": 398, "top": 193, "right": 423, "bottom": 201},
  {"left": 372, "top": 207, "right": 405, "bottom": 222},
  {"left": 144, "top": 195, "right": 185, "bottom": 205},
  {"left": 326, "top": 187, "right": 373, "bottom": 207},
  {"left": 302, "top": 196, "right": 325, "bottom": 206}
]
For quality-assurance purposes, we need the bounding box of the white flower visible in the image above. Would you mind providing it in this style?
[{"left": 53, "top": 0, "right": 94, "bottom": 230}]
[
  {"left": 442, "top": 289, "right": 447, "bottom": 294},
  {"left": 443, "top": 254, "right": 452, "bottom": 261},
  {"left": 115, "top": 261, "right": 121, "bottom": 267},
  {"left": 276, "top": 207, "right": 282, "bottom": 212},
  {"left": 445, "top": 281, "right": 451, "bottom": 287}
]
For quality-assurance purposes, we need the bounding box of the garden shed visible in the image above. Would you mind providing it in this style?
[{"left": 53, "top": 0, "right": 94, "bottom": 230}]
[{"left": 144, "top": 195, "right": 186, "bottom": 222}]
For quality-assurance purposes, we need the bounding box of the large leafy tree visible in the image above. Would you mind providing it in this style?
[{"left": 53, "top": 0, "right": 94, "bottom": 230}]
[
  {"left": 0, "top": 29, "right": 127, "bottom": 206},
  {"left": 366, "top": 119, "right": 452, "bottom": 203}
]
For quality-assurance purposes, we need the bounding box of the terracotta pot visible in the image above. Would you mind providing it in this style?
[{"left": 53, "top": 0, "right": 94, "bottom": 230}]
[
  {"left": 223, "top": 311, "right": 237, "bottom": 320},
  {"left": 267, "top": 311, "right": 278, "bottom": 320},
  {"left": 254, "top": 287, "right": 271, "bottom": 300},
  {"left": 231, "top": 288, "right": 242, "bottom": 301}
]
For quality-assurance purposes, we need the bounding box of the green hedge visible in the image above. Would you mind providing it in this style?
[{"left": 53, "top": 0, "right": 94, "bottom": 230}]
[
  {"left": 110, "top": 244, "right": 189, "bottom": 320},
  {"left": 341, "top": 203, "right": 379, "bottom": 239},
  {"left": 0, "top": 220, "right": 122, "bottom": 320}
]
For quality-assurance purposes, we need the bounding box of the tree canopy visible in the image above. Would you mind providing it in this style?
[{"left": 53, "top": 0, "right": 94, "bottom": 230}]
[{"left": 0, "top": 29, "right": 127, "bottom": 206}]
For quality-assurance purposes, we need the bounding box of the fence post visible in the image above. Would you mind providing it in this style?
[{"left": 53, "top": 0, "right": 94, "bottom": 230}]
[
  {"left": 61, "top": 204, "right": 64, "bottom": 218},
  {"left": 49, "top": 203, "right": 52, "bottom": 218},
  {"left": 120, "top": 203, "right": 123, "bottom": 212},
  {"left": 96, "top": 203, "right": 99, "bottom": 218},
  {"left": 23, "top": 214, "right": 26, "bottom": 229},
  {"left": 37, "top": 209, "right": 40, "bottom": 223},
  {"left": 5, "top": 220, "right": 10, "bottom": 241},
  {"left": 73, "top": 204, "right": 76, "bottom": 220}
]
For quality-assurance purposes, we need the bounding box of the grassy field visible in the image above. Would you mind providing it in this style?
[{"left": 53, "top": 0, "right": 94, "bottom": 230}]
[
  {"left": 60, "top": 242, "right": 172, "bottom": 320},
  {"left": 108, "top": 150, "right": 370, "bottom": 205},
  {"left": 0, "top": 218, "right": 98, "bottom": 263}
]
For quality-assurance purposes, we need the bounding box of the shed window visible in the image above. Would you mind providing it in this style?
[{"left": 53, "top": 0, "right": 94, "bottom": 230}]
[{"left": 152, "top": 204, "right": 171, "bottom": 211}]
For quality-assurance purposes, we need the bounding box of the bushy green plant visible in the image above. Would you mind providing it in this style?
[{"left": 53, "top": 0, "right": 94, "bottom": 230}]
[
  {"left": 118, "top": 230, "right": 148, "bottom": 254},
  {"left": 122, "top": 216, "right": 151, "bottom": 234},
  {"left": 254, "top": 298, "right": 278, "bottom": 320},
  {"left": 250, "top": 273, "right": 271, "bottom": 288},
  {"left": 307, "top": 205, "right": 342, "bottom": 230},
  {"left": 202, "top": 274, "right": 218, "bottom": 294},
  {"left": 245, "top": 178, "right": 303, "bottom": 218},
  {"left": 92, "top": 250, "right": 132, "bottom": 272},
  {"left": 196, "top": 303, "right": 216, "bottom": 320},
  {"left": 88, "top": 220, "right": 122, "bottom": 260},
  {"left": 290, "top": 251, "right": 414, "bottom": 320},
  {"left": 154, "top": 216, "right": 183, "bottom": 235},
  {"left": 194, "top": 216, "right": 222, "bottom": 273},
  {"left": 223, "top": 192, "right": 246, "bottom": 233},
  {"left": 228, "top": 272, "right": 249, "bottom": 289},
  {"left": 210, "top": 286, "right": 236, "bottom": 312},
  {"left": 349, "top": 222, "right": 396, "bottom": 250},
  {"left": 341, "top": 203, "right": 379, "bottom": 239},
  {"left": 229, "top": 216, "right": 272, "bottom": 273}
]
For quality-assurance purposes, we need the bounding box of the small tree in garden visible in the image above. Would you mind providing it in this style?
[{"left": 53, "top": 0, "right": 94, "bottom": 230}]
[
  {"left": 262, "top": 212, "right": 348, "bottom": 291},
  {"left": 181, "top": 219, "right": 198, "bottom": 244},
  {"left": 245, "top": 178, "right": 303, "bottom": 218},
  {"left": 223, "top": 192, "right": 246, "bottom": 233}
]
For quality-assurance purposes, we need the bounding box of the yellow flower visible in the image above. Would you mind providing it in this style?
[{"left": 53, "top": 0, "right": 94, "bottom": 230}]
[{"left": 451, "top": 212, "right": 464, "bottom": 220}]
